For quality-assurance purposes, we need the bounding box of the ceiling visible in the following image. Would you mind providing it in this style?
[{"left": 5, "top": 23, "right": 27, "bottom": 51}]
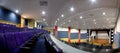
[{"left": 0, "top": 0, "right": 119, "bottom": 29}]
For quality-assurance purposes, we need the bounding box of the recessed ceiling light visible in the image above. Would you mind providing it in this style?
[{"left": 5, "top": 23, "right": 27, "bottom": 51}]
[
  {"left": 42, "top": 11, "right": 46, "bottom": 15},
  {"left": 70, "top": 7, "right": 74, "bottom": 12},
  {"left": 54, "top": 23, "right": 56, "bottom": 25},
  {"left": 63, "top": 22, "right": 65, "bottom": 24},
  {"left": 15, "top": 10, "right": 19, "bottom": 13},
  {"left": 58, "top": 18, "right": 59, "bottom": 21},
  {"left": 68, "top": 20, "right": 71, "bottom": 22},
  {"left": 102, "top": 12, "right": 106, "bottom": 15},
  {"left": 80, "top": 16, "right": 83, "bottom": 19},
  {"left": 55, "top": 21, "right": 57, "bottom": 23},
  {"left": 93, "top": 19, "right": 96, "bottom": 21},
  {"left": 61, "top": 14, "right": 64, "bottom": 17},
  {"left": 43, "top": 19, "right": 46, "bottom": 21},
  {"left": 91, "top": 0, "right": 96, "bottom": 2},
  {"left": 95, "top": 22, "right": 96, "bottom": 24}
]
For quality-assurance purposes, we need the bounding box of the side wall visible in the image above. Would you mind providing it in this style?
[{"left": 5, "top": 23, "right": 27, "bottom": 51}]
[{"left": 114, "top": 0, "right": 120, "bottom": 48}]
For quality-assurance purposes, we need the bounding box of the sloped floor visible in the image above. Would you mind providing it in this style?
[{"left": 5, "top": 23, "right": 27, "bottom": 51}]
[{"left": 32, "top": 35, "right": 47, "bottom": 53}]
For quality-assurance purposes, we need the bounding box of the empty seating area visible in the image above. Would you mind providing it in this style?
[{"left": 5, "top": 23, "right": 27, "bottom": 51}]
[
  {"left": 0, "top": 23, "right": 47, "bottom": 53},
  {"left": 60, "top": 40, "right": 112, "bottom": 52}
]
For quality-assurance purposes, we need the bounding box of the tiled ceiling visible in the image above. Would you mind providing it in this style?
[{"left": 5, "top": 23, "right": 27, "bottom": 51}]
[{"left": 0, "top": 0, "right": 119, "bottom": 29}]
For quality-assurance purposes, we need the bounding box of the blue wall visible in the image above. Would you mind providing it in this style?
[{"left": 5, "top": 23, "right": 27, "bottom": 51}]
[
  {"left": 71, "top": 33, "right": 78, "bottom": 39},
  {"left": 58, "top": 31, "right": 68, "bottom": 38},
  {"left": 58, "top": 31, "right": 87, "bottom": 39},
  {"left": 24, "top": 19, "right": 28, "bottom": 26},
  {"left": 0, "top": 6, "right": 21, "bottom": 24}
]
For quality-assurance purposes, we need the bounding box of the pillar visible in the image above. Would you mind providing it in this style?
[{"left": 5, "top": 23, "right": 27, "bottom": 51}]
[
  {"left": 34, "top": 21, "right": 37, "bottom": 28},
  {"left": 55, "top": 26, "right": 58, "bottom": 38},
  {"left": 78, "top": 29, "right": 81, "bottom": 43},
  {"left": 21, "top": 16, "right": 25, "bottom": 28},
  {"left": 109, "top": 29, "right": 111, "bottom": 44},
  {"left": 68, "top": 27, "right": 71, "bottom": 43}
]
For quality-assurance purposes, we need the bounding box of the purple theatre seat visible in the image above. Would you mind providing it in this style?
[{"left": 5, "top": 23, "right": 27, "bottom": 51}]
[
  {"left": 0, "top": 33, "right": 8, "bottom": 53},
  {"left": 14, "top": 32, "right": 24, "bottom": 47},
  {"left": 5, "top": 32, "right": 19, "bottom": 53}
]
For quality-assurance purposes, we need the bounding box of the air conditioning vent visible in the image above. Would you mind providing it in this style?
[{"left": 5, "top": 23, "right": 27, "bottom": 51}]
[{"left": 40, "top": 1, "right": 48, "bottom": 6}]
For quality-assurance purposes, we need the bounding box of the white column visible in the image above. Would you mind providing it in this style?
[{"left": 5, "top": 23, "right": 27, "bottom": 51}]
[{"left": 34, "top": 21, "right": 37, "bottom": 28}]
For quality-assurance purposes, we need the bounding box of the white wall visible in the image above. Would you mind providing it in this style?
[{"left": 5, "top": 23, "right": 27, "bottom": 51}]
[
  {"left": 115, "top": 15, "right": 120, "bottom": 33},
  {"left": 114, "top": 15, "right": 120, "bottom": 48},
  {"left": 114, "top": 4, "right": 120, "bottom": 48}
]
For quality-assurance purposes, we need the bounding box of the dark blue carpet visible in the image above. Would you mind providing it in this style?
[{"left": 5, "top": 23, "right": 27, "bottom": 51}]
[{"left": 32, "top": 35, "right": 47, "bottom": 53}]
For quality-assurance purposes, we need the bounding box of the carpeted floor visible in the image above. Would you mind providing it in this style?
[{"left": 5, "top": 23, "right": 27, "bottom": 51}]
[{"left": 32, "top": 35, "right": 47, "bottom": 53}]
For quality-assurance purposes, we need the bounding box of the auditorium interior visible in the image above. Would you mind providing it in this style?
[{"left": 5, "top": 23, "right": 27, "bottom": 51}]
[{"left": 0, "top": 0, "right": 120, "bottom": 53}]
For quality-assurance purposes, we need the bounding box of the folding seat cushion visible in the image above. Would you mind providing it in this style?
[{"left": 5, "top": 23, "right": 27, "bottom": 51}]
[{"left": 5, "top": 32, "right": 19, "bottom": 53}]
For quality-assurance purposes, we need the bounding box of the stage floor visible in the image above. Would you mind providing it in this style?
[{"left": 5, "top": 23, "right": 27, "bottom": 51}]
[{"left": 60, "top": 38, "right": 110, "bottom": 46}]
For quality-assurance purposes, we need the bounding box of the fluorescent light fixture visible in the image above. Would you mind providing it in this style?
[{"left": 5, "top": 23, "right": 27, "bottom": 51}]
[
  {"left": 103, "top": 12, "right": 106, "bottom": 15},
  {"left": 80, "top": 16, "right": 83, "bottom": 19},
  {"left": 42, "top": 11, "right": 46, "bottom": 15},
  {"left": 61, "top": 14, "right": 64, "bottom": 17},
  {"left": 70, "top": 7, "right": 74, "bottom": 12},
  {"left": 15, "top": 10, "right": 19, "bottom": 13}
]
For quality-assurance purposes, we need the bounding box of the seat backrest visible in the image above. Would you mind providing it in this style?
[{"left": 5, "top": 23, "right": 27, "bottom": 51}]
[
  {"left": 14, "top": 32, "right": 24, "bottom": 46},
  {"left": 0, "top": 33, "right": 8, "bottom": 52},
  {"left": 5, "top": 32, "right": 17, "bottom": 53}
]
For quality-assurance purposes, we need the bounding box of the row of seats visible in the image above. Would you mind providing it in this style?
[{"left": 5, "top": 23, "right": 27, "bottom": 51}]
[
  {"left": 0, "top": 23, "right": 37, "bottom": 33},
  {"left": 60, "top": 40, "right": 112, "bottom": 52},
  {"left": 0, "top": 23, "right": 63, "bottom": 53},
  {"left": 0, "top": 23, "right": 48, "bottom": 53},
  {"left": 44, "top": 33, "right": 63, "bottom": 53},
  {"left": 0, "top": 23, "right": 23, "bottom": 33},
  {"left": 0, "top": 30, "right": 45, "bottom": 53}
]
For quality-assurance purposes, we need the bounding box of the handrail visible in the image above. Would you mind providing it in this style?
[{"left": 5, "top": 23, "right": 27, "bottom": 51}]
[{"left": 44, "top": 34, "right": 63, "bottom": 53}]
